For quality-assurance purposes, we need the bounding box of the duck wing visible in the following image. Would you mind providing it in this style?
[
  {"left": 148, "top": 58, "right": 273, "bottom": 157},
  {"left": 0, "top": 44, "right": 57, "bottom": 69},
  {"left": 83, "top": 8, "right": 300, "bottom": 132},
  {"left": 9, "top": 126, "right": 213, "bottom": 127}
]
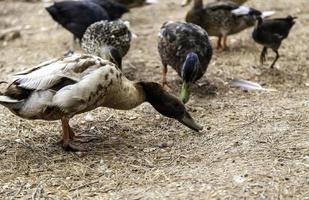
[
  {"left": 259, "top": 16, "right": 296, "bottom": 39},
  {"left": 12, "top": 54, "right": 101, "bottom": 91}
]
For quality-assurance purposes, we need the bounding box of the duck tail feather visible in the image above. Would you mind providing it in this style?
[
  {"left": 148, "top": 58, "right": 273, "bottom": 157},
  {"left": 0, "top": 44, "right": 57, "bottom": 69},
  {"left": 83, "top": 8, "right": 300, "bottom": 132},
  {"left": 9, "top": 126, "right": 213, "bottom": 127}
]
[{"left": 0, "top": 96, "right": 21, "bottom": 103}]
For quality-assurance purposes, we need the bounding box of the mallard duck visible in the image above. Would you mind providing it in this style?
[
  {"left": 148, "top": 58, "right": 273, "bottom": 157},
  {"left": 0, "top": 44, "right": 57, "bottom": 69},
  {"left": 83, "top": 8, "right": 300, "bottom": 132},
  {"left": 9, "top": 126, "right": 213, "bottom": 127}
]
[
  {"left": 46, "top": 0, "right": 110, "bottom": 46},
  {"left": 181, "top": 0, "right": 274, "bottom": 49},
  {"left": 0, "top": 53, "right": 202, "bottom": 151},
  {"left": 81, "top": 20, "right": 132, "bottom": 69},
  {"left": 113, "top": 0, "right": 158, "bottom": 8},
  {"left": 158, "top": 21, "right": 213, "bottom": 103},
  {"left": 87, "top": 0, "right": 129, "bottom": 20}
]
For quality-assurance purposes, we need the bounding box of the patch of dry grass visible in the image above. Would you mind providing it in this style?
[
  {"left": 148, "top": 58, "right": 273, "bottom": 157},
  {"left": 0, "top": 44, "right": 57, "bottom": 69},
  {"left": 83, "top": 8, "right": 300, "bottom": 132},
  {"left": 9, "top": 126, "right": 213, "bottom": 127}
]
[{"left": 0, "top": 0, "right": 308, "bottom": 199}]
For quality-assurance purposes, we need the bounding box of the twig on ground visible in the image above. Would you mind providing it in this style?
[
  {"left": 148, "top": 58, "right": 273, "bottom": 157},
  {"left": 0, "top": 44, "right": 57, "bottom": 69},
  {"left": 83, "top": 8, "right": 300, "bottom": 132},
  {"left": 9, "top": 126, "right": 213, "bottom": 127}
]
[
  {"left": 10, "top": 183, "right": 26, "bottom": 200},
  {"left": 69, "top": 180, "right": 100, "bottom": 192}
]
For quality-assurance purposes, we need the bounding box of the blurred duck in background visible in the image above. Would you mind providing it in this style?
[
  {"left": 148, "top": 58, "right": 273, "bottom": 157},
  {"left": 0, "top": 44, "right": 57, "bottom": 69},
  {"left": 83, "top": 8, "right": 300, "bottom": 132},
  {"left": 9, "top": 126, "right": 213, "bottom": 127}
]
[
  {"left": 158, "top": 21, "right": 213, "bottom": 104},
  {"left": 181, "top": 0, "right": 274, "bottom": 49},
  {"left": 45, "top": 0, "right": 110, "bottom": 48},
  {"left": 87, "top": 0, "right": 129, "bottom": 20},
  {"left": 233, "top": 6, "right": 297, "bottom": 68}
]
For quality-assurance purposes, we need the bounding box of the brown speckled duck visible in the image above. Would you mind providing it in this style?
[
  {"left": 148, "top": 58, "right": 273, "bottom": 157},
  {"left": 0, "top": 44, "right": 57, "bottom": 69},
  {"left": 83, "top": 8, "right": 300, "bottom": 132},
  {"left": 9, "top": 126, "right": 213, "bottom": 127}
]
[
  {"left": 182, "top": 0, "right": 274, "bottom": 49},
  {"left": 158, "top": 21, "right": 213, "bottom": 103},
  {"left": 81, "top": 20, "right": 133, "bottom": 69},
  {"left": 0, "top": 53, "right": 202, "bottom": 151}
]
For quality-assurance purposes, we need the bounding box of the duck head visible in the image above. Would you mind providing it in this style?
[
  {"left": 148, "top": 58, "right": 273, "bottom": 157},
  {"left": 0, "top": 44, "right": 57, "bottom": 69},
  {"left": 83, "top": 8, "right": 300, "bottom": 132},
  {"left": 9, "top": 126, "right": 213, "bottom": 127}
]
[
  {"left": 99, "top": 46, "right": 122, "bottom": 70},
  {"left": 180, "top": 52, "right": 200, "bottom": 104},
  {"left": 139, "top": 82, "right": 203, "bottom": 132}
]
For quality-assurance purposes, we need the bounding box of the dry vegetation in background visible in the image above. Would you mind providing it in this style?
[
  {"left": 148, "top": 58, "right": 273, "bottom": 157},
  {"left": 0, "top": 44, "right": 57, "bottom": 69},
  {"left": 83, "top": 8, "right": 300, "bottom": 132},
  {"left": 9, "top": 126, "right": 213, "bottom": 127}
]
[{"left": 0, "top": 0, "right": 308, "bottom": 199}]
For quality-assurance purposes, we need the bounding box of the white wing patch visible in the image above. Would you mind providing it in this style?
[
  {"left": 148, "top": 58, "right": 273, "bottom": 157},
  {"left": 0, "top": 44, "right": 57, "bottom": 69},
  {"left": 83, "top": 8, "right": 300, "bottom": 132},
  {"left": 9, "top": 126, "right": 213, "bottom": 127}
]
[{"left": 12, "top": 54, "right": 103, "bottom": 90}]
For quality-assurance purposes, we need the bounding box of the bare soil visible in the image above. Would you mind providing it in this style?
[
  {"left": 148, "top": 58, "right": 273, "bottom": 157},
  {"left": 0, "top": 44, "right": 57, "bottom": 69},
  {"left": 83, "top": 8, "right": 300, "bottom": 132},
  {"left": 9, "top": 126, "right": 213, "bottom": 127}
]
[{"left": 0, "top": 0, "right": 308, "bottom": 199}]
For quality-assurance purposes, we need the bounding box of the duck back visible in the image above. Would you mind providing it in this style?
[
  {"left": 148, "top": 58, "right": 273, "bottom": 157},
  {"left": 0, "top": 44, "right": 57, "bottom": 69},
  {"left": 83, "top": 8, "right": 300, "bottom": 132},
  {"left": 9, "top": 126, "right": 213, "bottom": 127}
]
[{"left": 46, "top": 1, "right": 110, "bottom": 40}]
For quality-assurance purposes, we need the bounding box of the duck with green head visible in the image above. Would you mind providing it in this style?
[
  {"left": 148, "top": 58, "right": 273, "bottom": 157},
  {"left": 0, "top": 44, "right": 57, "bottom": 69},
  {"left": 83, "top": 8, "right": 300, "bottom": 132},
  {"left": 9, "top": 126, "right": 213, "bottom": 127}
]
[{"left": 158, "top": 21, "right": 213, "bottom": 104}]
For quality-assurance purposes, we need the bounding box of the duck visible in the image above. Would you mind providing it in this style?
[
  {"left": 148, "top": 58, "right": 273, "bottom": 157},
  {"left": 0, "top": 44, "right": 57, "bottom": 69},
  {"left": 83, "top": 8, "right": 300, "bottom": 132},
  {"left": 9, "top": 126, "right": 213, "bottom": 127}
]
[
  {"left": 113, "top": 0, "right": 158, "bottom": 8},
  {"left": 0, "top": 53, "right": 202, "bottom": 151},
  {"left": 81, "top": 20, "right": 133, "bottom": 69},
  {"left": 45, "top": 0, "right": 110, "bottom": 47},
  {"left": 181, "top": 0, "right": 274, "bottom": 49},
  {"left": 253, "top": 16, "right": 297, "bottom": 68},
  {"left": 232, "top": 7, "right": 296, "bottom": 68},
  {"left": 158, "top": 21, "right": 213, "bottom": 103},
  {"left": 87, "top": 0, "right": 129, "bottom": 20}
]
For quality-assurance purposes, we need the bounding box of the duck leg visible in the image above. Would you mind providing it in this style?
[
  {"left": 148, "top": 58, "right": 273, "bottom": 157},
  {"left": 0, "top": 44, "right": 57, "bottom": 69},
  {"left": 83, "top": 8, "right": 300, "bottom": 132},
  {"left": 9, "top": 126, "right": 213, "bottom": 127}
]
[
  {"left": 60, "top": 117, "right": 84, "bottom": 151},
  {"left": 162, "top": 64, "right": 169, "bottom": 88},
  {"left": 216, "top": 37, "right": 222, "bottom": 49},
  {"left": 260, "top": 47, "right": 268, "bottom": 65},
  {"left": 222, "top": 36, "right": 228, "bottom": 50},
  {"left": 270, "top": 49, "right": 280, "bottom": 69}
]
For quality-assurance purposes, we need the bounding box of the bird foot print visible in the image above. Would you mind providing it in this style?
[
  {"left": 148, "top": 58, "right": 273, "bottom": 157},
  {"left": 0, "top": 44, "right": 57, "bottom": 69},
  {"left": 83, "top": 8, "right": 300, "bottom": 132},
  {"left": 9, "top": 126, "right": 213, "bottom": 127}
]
[{"left": 74, "top": 135, "right": 98, "bottom": 143}]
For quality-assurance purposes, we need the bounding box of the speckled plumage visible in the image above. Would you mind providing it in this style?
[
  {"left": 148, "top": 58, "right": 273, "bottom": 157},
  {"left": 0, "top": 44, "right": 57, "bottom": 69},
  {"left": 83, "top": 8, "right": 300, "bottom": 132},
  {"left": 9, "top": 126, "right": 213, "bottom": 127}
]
[
  {"left": 184, "top": 0, "right": 264, "bottom": 48},
  {"left": 186, "top": 0, "right": 256, "bottom": 37},
  {"left": 0, "top": 54, "right": 127, "bottom": 120},
  {"left": 81, "top": 20, "right": 132, "bottom": 58},
  {"left": 158, "top": 21, "right": 212, "bottom": 81}
]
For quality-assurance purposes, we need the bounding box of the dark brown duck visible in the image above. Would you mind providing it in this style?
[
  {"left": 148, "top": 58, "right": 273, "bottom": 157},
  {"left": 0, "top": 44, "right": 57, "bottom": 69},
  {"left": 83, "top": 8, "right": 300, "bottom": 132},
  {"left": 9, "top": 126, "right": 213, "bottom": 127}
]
[{"left": 253, "top": 16, "right": 297, "bottom": 68}]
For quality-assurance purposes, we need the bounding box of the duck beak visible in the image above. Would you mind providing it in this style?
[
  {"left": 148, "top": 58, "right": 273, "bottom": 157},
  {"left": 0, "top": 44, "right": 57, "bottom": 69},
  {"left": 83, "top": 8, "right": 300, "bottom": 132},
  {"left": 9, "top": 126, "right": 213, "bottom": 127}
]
[
  {"left": 180, "top": 81, "right": 191, "bottom": 104},
  {"left": 181, "top": 0, "right": 191, "bottom": 7},
  {"left": 178, "top": 111, "right": 203, "bottom": 132}
]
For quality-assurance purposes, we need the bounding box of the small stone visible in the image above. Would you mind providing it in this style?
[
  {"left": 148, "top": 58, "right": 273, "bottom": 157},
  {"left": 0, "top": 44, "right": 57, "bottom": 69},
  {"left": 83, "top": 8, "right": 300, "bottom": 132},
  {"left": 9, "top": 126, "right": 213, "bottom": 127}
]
[
  {"left": 158, "top": 141, "right": 174, "bottom": 148},
  {"left": 143, "top": 147, "right": 156, "bottom": 153}
]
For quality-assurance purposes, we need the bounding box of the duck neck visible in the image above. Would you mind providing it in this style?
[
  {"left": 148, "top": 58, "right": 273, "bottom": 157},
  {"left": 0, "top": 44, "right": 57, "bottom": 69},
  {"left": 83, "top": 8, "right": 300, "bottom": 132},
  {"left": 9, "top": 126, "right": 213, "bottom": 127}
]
[
  {"left": 255, "top": 17, "right": 263, "bottom": 28},
  {"left": 103, "top": 78, "right": 146, "bottom": 110}
]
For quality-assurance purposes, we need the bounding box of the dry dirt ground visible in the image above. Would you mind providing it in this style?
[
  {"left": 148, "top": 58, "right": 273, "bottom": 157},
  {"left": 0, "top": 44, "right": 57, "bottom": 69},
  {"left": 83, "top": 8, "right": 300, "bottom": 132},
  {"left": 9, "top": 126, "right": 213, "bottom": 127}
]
[{"left": 0, "top": 0, "right": 308, "bottom": 199}]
